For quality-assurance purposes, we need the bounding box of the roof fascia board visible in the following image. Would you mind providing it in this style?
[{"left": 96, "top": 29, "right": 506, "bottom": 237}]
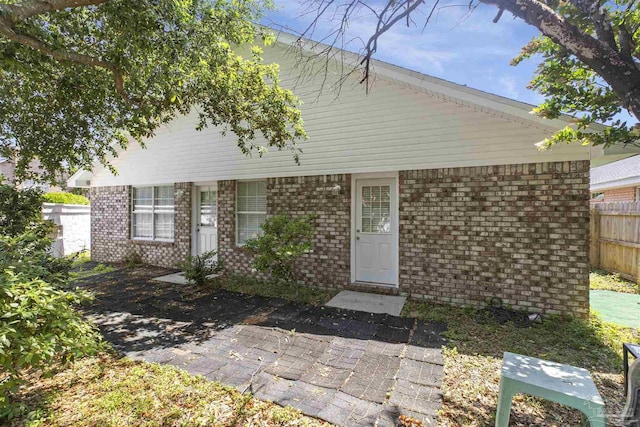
[{"left": 591, "top": 175, "right": 640, "bottom": 191}]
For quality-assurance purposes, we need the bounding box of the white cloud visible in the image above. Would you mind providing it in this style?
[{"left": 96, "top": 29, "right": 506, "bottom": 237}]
[{"left": 499, "top": 75, "right": 519, "bottom": 99}]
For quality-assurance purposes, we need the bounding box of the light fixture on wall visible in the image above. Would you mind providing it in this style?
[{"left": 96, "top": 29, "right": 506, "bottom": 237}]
[{"left": 331, "top": 184, "right": 341, "bottom": 196}]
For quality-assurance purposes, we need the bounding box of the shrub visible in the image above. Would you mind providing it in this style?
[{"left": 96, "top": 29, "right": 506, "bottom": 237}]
[
  {"left": 0, "top": 230, "right": 73, "bottom": 287},
  {"left": 123, "top": 250, "right": 143, "bottom": 268},
  {"left": 42, "top": 191, "right": 90, "bottom": 205},
  {"left": 177, "top": 250, "right": 223, "bottom": 285},
  {"left": 244, "top": 215, "right": 314, "bottom": 286},
  {"left": 0, "top": 181, "right": 44, "bottom": 237},
  {"left": 0, "top": 182, "right": 102, "bottom": 418},
  {"left": 0, "top": 272, "right": 102, "bottom": 417}
]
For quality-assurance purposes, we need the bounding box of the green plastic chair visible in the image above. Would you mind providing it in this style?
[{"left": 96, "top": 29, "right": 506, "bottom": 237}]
[{"left": 496, "top": 352, "right": 606, "bottom": 427}]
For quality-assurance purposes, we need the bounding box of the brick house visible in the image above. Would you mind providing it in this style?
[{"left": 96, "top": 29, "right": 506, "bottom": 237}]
[
  {"left": 590, "top": 154, "right": 640, "bottom": 203},
  {"left": 0, "top": 155, "right": 67, "bottom": 192},
  {"left": 68, "top": 33, "right": 628, "bottom": 317}
]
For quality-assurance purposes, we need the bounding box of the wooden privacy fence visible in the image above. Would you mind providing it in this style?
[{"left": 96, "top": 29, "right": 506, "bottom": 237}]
[{"left": 590, "top": 201, "right": 640, "bottom": 283}]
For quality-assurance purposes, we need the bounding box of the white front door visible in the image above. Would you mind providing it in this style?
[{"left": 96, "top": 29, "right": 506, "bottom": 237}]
[
  {"left": 196, "top": 185, "right": 217, "bottom": 256},
  {"left": 355, "top": 178, "right": 397, "bottom": 285}
]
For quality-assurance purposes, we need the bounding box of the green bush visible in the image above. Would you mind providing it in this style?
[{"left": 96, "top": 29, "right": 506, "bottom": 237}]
[
  {"left": 42, "top": 191, "right": 90, "bottom": 205},
  {"left": 244, "top": 215, "right": 314, "bottom": 285},
  {"left": 0, "top": 182, "right": 44, "bottom": 237},
  {"left": 0, "top": 182, "right": 102, "bottom": 418},
  {"left": 123, "top": 250, "right": 143, "bottom": 268},
  {"left": 0, "top": 272, "right": 102, "bottom": 417},
  {"left": 177, "top": 250, "right": 223, "bottom": 285}
]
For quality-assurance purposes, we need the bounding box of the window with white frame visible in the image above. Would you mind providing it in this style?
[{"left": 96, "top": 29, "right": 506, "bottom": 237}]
[
  {"left": 636, "top": 187, "right": 640, "bottom": 201},
  {"left": 236, "top": 180, "right": 267, "bottom": 245},
  {"left": 131, "top": 186, "right": 175, "bottom": 241}
]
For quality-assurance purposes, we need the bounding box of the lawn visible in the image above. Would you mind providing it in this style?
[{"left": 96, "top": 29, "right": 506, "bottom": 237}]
[
  {"left": 6, "top": 270, "right": 638, "bottom": 427},
  {"left": 215, "top": 274, "right": 339, "bottom": 306},
  {"left": 7, "top": 353, "right": 328, "bottom": 427},
  {"left": 402, "top": 302, "right": 639, "bottom": 426},
  {"left": 590, "top": 269, "right": 639, "bottom": 294}
]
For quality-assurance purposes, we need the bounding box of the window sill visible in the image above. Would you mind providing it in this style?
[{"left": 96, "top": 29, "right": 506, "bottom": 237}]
[{"left": 130, "top": 238, "right": 175, "bottom": 246}]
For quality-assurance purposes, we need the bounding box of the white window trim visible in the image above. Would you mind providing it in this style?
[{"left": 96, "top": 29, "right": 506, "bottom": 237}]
[
  {"left": 636, "top": 187, "right": 640, "bottom": 202},
  {"left": 131, "top": 185, "right": 175, "bottom": 242},
  {"left": 235, "top": 180, "right": 267, "bottom": 246}
]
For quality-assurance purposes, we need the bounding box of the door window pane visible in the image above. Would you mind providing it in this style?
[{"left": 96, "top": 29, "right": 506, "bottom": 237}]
[
  {"left": 199, "top": 189, "right": 217, "bottom": 226},
  {"left": 361, "top": 185, "right": 391, "bottom": 234}
]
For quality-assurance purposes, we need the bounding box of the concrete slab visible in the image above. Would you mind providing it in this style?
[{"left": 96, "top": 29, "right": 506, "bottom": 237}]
[
  {"left": 326, "top": 291, "right": 406, "bottom": 316},
  {"left": 152, "top": 271, "right": 220, "bottom": 285}
]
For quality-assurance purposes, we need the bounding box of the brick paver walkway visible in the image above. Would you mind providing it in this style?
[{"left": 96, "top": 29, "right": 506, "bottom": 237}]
[{"left": 80, "top": 267, "right": 446, "bottom": 427}]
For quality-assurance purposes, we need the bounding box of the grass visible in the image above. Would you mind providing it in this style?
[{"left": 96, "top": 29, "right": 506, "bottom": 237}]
[
  {"left": 70, "top": 251, "right": 116, "bottom": 279},
  {"left": 402, "top": 301, "right": 640, "bottom": 426},
  {"left": 7, "top": 353, "right": 329, "bottom": 427},
  {"left": 218, "top": 274, "right": 339, "bottom": 306},
  {"left": 590, "top": 269, "right": 639, "bottom": 294},
  {"left": 70, "top": 250, "right": 92, "bottom": 267},
  {"left": 8, "top": 268, "right": 638, "bottom": 426}
]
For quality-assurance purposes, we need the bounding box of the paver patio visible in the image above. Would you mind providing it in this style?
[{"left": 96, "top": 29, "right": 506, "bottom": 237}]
[{"left": 78, "top": 267, "right": 447, "bottom": 427}]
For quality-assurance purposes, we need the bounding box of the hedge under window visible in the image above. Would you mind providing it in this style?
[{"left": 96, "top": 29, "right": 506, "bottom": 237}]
[
  {"left": 132, "top": 186, "right": 175, "bottom": 241},
  {"left": 236, "top": 181, "right": 266, "bottom": 245}
]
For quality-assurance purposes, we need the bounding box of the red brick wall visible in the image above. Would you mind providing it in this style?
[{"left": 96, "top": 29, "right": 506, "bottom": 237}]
[
  {"left": 91, "top": 161, "right": 590, "bottom": 317},
  {"left": 91, "top": 183, "right": 191, "bottom": 267},
  {"left": 398, "top": 161, "right": 590, "bottom": 316},
  {"left": 217, "top": 175, "right": 352, "bottom": 289},
  {"left": 268, "top": 175, "right": 351, "bottom": 288},
  {"left": 602, "top": 187, "right": 637, "bottom": 202},
  {"left": 217, "top": 180, "right": 255, "bottom": 277}
]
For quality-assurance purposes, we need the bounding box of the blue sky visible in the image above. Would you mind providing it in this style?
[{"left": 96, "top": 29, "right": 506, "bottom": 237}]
[{"left": 262, "top": 1, "right": 543, "bottom": 106}]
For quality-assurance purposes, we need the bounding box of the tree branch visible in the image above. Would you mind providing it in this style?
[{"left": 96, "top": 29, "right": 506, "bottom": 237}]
[
  {"left": 492, "top": 8, "right": 504, "bottom": 23},
  {"left": 360, "top": 0, "right": 424, "bottom": 87},
  {"left": 0, "top": 0, "right": 111, "bottom": 22},
  {"left": 480, "top": 0, "right": 640, "bottom": 120},
  {"left": 0, "top": 16, "right": 128, "bottom": 101},
  {"left": 566, "top": 0, "right": 617, "bottom": 50},
  {"left": 619, "top": 22, "right": 637, "bottom": 64}
]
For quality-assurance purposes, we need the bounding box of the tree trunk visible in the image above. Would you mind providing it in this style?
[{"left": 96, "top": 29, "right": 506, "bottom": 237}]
[{"left": 480, "top": 0, "right": 640, "bottom": 122}]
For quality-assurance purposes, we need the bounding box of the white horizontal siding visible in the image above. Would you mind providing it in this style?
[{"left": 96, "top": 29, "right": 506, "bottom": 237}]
[{"left": 90, "top": 45, "right": 591, "bottom": 187}]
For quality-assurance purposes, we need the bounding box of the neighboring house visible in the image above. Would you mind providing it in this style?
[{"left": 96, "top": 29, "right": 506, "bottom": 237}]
[
  {"left": 68, "top": 32, "right": 632, "bottom": 317},
  {"left": 0, "top": 156, "right": 16, "bottom": 182},
  {"left": 0, "top": 154, "right": 67, "bottom": 192},
  {"left": 590, "top": 154, "right": 640, "bottom": 203}
]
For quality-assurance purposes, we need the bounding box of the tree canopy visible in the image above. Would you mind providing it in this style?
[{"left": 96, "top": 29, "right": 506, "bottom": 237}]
[
  {"left": 0, "top": 0, "right": 306, "bottom": 181},
  {"left": 298, "top": 0, "right": 640, "bottom": 149}
]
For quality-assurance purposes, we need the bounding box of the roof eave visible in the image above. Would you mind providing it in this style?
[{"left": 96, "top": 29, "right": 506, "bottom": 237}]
[
  {"left": 67, "top": 169, "right": 93, "bottom": 188},
  {"left": 591, "top": 175, "right": 640, "bottom": 191}
]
